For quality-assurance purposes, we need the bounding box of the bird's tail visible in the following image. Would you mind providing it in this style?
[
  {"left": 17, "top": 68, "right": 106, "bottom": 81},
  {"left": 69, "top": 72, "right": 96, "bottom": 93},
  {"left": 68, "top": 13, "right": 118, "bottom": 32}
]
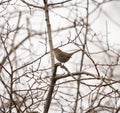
[{"left": 71, "top": 49, "right": 81, "bottom": 55}]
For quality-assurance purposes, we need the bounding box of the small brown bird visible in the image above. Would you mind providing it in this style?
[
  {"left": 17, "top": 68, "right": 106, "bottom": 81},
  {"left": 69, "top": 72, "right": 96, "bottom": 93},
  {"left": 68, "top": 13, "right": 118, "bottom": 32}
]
[{"left": 54, "top": 48, "right": 80, "bottom": 63}]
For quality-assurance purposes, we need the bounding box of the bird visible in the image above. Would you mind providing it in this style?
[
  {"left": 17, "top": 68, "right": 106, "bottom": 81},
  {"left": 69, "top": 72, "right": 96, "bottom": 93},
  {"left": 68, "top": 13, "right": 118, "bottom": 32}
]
[{"left": 53, "top": 48, "right": 80, "bottom": 63}]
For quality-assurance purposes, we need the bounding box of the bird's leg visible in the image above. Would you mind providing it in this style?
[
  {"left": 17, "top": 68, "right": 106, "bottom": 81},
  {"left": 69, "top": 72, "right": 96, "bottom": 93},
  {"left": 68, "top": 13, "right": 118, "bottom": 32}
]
[{"left": 60, "top": 64, "right": 77, "bottom": 80}]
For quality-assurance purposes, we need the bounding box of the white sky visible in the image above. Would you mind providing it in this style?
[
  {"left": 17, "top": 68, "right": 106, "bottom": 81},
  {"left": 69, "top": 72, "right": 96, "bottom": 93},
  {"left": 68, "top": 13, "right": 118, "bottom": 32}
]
[{"left": 91, "top": 1, "right": 120, "bottom": 46}]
